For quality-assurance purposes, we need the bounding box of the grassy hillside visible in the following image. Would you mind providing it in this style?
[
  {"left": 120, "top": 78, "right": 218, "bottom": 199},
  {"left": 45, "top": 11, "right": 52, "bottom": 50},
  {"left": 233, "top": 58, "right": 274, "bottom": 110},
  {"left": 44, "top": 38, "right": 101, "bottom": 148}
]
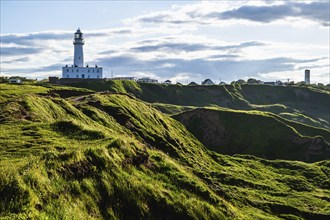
[
  {"left": 63, "top": 80, "right": 330, "bottom": 129},
  {"left": 173, "top": 107, "right": 330, "bottom": 162},
  {"left": 0, "top": 83, "right": 329, "bottom": 219}
]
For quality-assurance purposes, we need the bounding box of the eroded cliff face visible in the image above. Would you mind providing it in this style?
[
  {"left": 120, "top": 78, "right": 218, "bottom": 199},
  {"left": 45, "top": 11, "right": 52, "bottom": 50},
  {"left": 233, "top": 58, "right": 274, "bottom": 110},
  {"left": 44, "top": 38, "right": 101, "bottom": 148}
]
[
  {"left": 175, "top": 109, "right": 229, "bottom": 148},
  {"left": 174, "top": 108, "right": 330, "bottom": 162}
]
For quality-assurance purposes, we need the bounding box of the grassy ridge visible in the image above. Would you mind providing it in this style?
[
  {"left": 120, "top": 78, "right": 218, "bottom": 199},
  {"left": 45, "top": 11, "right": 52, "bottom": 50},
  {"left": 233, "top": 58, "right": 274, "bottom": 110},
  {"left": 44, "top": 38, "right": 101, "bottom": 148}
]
[
  {"left": 173, "top": 107, "right": 330, "bottom": 162},
  {"left": 0, "top": 83, "right": 329, "bottom": 219},
  {"left": 65, "top": 80, "right": 329, "bottom": 129}
]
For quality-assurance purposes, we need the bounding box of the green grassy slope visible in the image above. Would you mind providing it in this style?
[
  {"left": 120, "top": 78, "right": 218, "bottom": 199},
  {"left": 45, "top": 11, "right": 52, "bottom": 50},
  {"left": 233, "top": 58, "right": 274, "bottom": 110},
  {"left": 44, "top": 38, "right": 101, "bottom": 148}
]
[
  {"left": 173, "top": 107, "right": 330, "bottom": 162},
  {"left": 1, "top": 83, "right": 330, "bottom": 219},
  {"left": 64, "top": 80, "right": 330, "bottom": 129},
  {"left": 239, "top": 85, "right": 330, "bottom": 129},
  {"left": 64, "top": 80, "right": 247, "bottom": 107}
]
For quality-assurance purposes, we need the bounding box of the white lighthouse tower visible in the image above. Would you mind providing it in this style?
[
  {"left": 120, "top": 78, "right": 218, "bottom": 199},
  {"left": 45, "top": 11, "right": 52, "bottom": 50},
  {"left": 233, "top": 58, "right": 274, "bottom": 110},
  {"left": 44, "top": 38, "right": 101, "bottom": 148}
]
[
  {"left": 73, "top": 28, "right": 84, "bottom": 67},
  {"left": 62, "top": 28, "right": 103, "bottom": 79}
]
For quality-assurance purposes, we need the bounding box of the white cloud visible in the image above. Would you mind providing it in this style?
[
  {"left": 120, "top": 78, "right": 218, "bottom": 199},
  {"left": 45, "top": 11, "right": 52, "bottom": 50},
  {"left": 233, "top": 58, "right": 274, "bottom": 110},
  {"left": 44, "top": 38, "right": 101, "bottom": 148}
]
[
  {"left": 169, "top": 72, "right": 204, "bottom": 84},
  {"left": 1, "top": 1, "right": 328, "bottom": 84},
  {"left": 127, "top": 0, "right": 329, "bottom": 28},
  {"left": 161, "top": 63, "right": 176, "bottom": 68}
]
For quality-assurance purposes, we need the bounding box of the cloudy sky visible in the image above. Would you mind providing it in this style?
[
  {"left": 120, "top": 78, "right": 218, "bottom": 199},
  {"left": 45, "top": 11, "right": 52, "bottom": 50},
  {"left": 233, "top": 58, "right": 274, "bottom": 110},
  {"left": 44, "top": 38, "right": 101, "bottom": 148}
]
[{"left": 1, "top": 0, "right": 329, "bottom": 84}]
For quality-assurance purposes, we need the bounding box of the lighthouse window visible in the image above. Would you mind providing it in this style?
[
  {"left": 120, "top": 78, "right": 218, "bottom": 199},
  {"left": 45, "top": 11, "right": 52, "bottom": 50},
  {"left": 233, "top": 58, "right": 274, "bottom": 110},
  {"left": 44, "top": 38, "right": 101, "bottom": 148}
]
[
  {"left": 67, "top": 75, "right": 69, "bottom": 78},
  {"left": 77, "top": 69, "right": 79, "bottom": 72},
  {"left": 88, "top": 69, "right": 90, "bottom": 73},
  {"left": 97, "top": 70, "right": 99, "bottom": 73},
  {"left": 66, "top": 69, "right": 69, "bottom": 72},
  {"left": 72, "top": 69, "right": 73, "bottom": 72},
  {"left": 76, "top": 75, "right": 79, "bottom": 78}
]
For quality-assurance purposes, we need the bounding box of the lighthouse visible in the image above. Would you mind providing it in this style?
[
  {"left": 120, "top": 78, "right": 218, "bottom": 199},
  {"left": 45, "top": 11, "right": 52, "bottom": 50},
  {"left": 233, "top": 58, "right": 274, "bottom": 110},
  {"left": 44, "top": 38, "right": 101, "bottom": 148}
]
[
  {"left": 62, "top": 28, "right": 103, "bottom": 79},
  {"left": 73, "top": 28, "right": 84, "bottom": 67}
]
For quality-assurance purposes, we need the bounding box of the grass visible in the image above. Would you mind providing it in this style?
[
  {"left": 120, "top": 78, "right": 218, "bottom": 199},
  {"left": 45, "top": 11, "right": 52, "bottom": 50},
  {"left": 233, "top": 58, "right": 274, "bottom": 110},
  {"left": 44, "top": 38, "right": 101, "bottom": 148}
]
[
  {"left": 0, "top": 83, "right": 329, "bottom": 219},
  {"left": 173, "top": 107, "right": 330, "bottom": 162},
  {"left": 66, "top": 80, "right": 330, "bottom": 129},
  {"left": 151, "top": 103, "right": 195, "bottom": 115}
]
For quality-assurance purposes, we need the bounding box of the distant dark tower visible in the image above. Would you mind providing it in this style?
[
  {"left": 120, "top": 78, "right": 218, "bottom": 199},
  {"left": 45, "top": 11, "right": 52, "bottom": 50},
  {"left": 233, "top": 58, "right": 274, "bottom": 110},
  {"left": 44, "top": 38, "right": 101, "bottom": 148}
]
[{"left": 305, "top": 69, "right": 310, "bottom": 84}]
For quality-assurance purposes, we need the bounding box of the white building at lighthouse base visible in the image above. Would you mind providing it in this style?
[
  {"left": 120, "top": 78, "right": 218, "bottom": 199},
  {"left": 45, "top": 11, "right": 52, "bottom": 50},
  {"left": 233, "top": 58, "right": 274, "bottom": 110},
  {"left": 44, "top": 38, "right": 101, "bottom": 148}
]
[{"left": 62, "top": 65, "right": 103, "bottom": 79}]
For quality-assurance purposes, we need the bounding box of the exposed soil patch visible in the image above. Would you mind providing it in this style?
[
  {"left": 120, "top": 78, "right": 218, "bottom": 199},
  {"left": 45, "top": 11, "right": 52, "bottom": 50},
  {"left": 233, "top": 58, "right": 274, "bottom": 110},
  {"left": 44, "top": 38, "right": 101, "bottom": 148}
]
[
  {"left": 122, "top": 149, "right": 154, "bottom": 169},
  {"left": 58, "top": 160, "right": 94, "bottom": 180}
]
